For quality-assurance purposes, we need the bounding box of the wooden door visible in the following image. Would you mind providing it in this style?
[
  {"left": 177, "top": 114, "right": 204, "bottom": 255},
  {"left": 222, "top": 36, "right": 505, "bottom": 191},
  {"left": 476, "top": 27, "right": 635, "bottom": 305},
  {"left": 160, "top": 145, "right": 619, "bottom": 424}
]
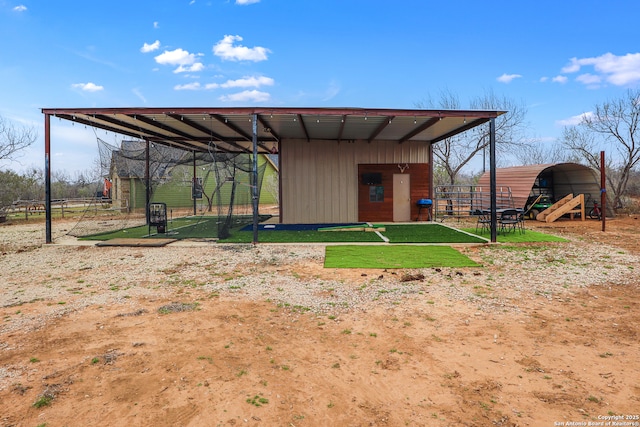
[{"left": 393, "top": 174, "right": 411, "bottom": 222}]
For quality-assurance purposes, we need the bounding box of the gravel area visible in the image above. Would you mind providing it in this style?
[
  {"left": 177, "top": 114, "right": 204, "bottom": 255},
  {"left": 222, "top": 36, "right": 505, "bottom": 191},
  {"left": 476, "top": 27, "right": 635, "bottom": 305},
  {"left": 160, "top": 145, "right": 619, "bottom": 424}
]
[{"left": 2, "top": 220, "right": 639, "bottom": 338}]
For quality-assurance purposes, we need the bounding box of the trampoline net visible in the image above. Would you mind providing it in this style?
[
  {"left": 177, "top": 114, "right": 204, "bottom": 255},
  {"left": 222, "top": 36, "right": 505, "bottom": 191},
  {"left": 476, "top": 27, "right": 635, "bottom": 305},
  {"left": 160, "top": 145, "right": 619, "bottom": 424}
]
[{"left": 67, "top": 138, "right": 267, "bottom": 239}]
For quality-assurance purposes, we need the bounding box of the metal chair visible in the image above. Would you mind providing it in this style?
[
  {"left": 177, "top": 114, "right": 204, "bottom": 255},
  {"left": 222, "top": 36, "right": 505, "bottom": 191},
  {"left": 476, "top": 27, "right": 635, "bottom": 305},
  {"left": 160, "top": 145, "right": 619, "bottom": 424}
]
[
  {"left": 516, "top": 210, "right": 526, "bottom": 234},
  {"left": 499, "top": 209, "right": 524, "bottom": 234},
  {"left": 474, "top": 209, "right": 491, "bottom": 234}
]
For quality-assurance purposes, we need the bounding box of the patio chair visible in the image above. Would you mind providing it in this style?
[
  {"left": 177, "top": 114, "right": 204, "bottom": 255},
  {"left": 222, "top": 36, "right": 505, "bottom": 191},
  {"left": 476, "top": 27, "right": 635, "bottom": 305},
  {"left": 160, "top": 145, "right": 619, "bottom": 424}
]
[
  {"left": 499, "top": 209, "right": 524, "bottom": 234},
  {"left": 516, "top": 210, "right": 525, "bottom": 234},
  {"left": 474, "top": 209, "right": 491, "bottom": 234}
]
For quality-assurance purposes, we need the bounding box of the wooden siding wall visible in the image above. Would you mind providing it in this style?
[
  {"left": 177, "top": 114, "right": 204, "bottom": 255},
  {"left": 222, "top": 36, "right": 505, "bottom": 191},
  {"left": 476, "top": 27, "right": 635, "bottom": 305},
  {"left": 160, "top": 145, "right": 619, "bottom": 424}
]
[
  {"left": 280, "top": 139, "right": 430, "bottom": 223},
  {"left": 357, "top": 163, "right": 430, "bottom": 222}
]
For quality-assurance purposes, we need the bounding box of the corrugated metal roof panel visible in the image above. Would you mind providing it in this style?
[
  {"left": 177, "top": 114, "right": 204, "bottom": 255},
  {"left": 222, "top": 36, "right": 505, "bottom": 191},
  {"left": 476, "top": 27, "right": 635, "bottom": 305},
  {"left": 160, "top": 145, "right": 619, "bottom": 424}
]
[
  {"left": 42, "top": 107, "right": 505, "bottom": 153},
  {"left": 477, "top": 163, "right": 600, "bottom": 209}
]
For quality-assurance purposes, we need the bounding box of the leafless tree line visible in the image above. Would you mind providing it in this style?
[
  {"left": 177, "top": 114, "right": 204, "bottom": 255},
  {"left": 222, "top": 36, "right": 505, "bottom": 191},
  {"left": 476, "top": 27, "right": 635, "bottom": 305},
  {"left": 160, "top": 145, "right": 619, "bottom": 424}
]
[{"left": 421, "top": 89, "right": 640, "bottom": 213}]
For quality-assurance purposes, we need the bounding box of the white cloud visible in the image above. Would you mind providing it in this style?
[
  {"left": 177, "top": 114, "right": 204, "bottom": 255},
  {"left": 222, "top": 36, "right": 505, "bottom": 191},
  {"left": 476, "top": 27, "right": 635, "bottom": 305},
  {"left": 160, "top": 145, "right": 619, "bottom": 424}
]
[
  {"left": 175, "top": 82, "right": 202, "bottom": 91},
  {"left": 496, "top": 73, "right": 522, "bottom": 84},
  {"left": 576, "top": 73, "right": 602, "bottom": 87},
  {"left": 219, "top": 90, "right": 270, "bottom": 102},
  {"left": 561, "top": 52, "right": 640, "bottom": 86},
  {"left": 556, "top": 111, "right": 594, "bottom": 127},
  {"left": 153, "top": 22, "right": 159, "bottom": 29},
  {"left": 236, "top": 0, "right": 260, "bottom": 4},
  {"left": 174, "top": 63, "right": 205, "bottom": 73},
  {"left": 322, "top": 80, "right": 340, "bottom": 101},
  {"left": 155, "top": 48, "right": 204, "bottom": 73},
  {"left": 220, "top": 76, "right": 274, "bottom": 88},
  {"left": 175, "top": 76, "right": 273, "bottom": 91},
  {"left": 155, "top": 48, "right": 199, "bottom": 65},
  {"left": 140, "top": 40, "right": 161, "bottom": 53},
  {"left": 132, "top": 88, "right": 147, "bottom": 103},
  {"left": 71, "top": 82, "right": 104, "bottom": 92},
  {"left": 13, "top": 5, "right": 27, "bottom": 12},
  {"left": 561, "top": 58, "right": 581, "bottom": 74},
  {"left": 213, "top": 35, "right": 270, "bottom": 62},
  {"left": 552, "top": 75, "right": 568, "bottom": 84}
]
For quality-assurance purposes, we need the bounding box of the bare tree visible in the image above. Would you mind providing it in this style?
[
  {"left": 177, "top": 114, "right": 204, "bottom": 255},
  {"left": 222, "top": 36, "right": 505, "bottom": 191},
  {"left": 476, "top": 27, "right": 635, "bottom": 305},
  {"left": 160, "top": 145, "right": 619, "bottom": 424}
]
[
  {"left": 0, "top": 115, "right": 37, "bottom": 162},
  {"left": 514, "top": 142, "right": 576, "bottom": 165},
  {"left": 561, "top": 89, "right": 640, "bottom": 211},
  {"left": 417, "top": 89, "right": 528, "bottom": 185},
  {"left": 0, "top": 167, "right": 44, "bottom": 218}
]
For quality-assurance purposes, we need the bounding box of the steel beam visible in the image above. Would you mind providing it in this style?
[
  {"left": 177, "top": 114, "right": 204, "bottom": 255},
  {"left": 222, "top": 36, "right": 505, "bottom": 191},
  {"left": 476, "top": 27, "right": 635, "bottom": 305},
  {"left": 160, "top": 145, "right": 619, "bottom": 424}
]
[
  {"left": 490, "top": 118, "right": 497, "bottom": 243},
  {"left": 45, "top": 114, "right": 52, "bottom": 244},
  {"left": 252, "top": 114, "right": 259, "bottom": 244}
]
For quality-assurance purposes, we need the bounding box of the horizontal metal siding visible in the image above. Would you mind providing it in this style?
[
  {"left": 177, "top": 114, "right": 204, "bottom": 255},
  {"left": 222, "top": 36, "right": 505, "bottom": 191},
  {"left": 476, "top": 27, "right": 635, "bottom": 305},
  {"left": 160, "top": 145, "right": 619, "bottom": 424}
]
[{"left": 281, "top": 139, "right": 429, "bottom": 223}]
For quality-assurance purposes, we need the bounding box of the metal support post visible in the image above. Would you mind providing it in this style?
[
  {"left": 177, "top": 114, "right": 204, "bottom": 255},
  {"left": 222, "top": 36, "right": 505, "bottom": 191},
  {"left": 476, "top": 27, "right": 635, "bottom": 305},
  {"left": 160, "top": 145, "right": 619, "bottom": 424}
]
[
  {"left": 489, "top": 118, "right": 497, "bottom": 243},
  {"left": 45, "top": 113, "right": 52, "bottom": 244},
  {"left": 252, "top": 114, "right": 259, "bottom": 244}
]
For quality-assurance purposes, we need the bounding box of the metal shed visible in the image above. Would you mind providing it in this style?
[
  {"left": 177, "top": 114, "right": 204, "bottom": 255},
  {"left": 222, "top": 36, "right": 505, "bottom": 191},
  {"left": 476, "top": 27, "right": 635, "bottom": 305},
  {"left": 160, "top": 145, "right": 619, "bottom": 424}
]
[{"left": 476, "top": 163, "right": 602, "bottom": 211}]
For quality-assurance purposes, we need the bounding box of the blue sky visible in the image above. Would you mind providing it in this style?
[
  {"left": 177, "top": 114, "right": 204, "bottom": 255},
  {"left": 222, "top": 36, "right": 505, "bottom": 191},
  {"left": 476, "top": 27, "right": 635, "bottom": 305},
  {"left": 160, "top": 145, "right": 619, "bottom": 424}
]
[{"left": 1, "top": 0, "right": 639, "bottom": 175}]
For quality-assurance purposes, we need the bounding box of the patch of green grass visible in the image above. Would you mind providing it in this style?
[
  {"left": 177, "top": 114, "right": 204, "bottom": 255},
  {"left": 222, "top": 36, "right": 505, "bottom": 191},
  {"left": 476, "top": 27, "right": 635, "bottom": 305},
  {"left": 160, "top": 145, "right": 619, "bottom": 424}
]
[
  {"left": 33, "top": 396, "right": 53, "bottom": 408},
  {"left": 33, "top": 386, "right": 60, "bottom": 409},
  {"left": 324, "top": 245, "right": 480, "bottom": 269},
  {"left": 382, "top": 224, "right": 486, "bottom": 244},
  {"left": 224, "top": 223, "right": 490, "bottom": 244},
  {"left": 221, "top": 229, "right": 383, "bottom": 243},
  {"left": 82, "top": 218, "right": 560, "bottom": 245},
  {"left": 79, "top": 215, "right": 270, "bottom": 241},
  {"left": 461, "top": 227, "right": 567, "bottom": 243},
  {"left": 197, "top": 356, "right": 214, "bottom": 364},
  {"left": 157, "top": 302, "right": 199, "bottom": 314},
  {"left": 246, "top": 394, "right": 269, "bottom": 407},
  {"left": 78, "top": 222, "right": 173, "bottom": 240}
]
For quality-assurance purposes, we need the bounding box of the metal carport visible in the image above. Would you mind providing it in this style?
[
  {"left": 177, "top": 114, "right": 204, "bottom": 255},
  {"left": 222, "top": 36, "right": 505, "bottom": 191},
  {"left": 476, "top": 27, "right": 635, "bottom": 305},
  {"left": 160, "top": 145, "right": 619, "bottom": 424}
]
[
  {"left": 476, "top": 163, "right": 602, "bottom": 213},
  {"left": 42, "top": 107, "right": 505, "bottom": 243}
]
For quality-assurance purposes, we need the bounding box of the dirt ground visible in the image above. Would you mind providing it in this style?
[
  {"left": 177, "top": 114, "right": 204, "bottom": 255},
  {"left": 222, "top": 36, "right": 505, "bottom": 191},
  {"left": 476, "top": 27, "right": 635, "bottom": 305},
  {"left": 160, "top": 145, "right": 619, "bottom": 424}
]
[{"left": 1, "top": 216, "right": 639, "bottom": 427}]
